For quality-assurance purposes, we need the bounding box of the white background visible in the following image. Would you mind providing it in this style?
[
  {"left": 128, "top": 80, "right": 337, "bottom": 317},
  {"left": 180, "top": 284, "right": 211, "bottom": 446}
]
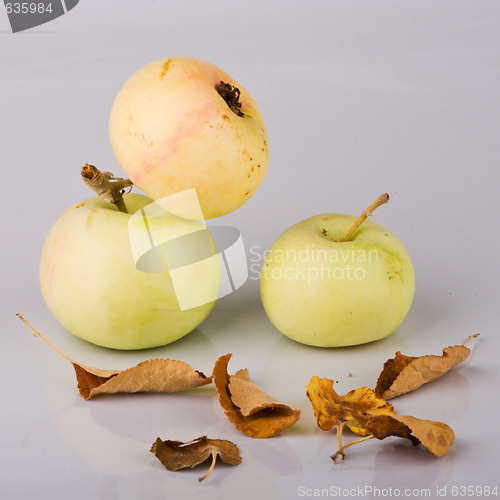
[{"left": 1, "top": 1, "right": 499, "bottom": 499}]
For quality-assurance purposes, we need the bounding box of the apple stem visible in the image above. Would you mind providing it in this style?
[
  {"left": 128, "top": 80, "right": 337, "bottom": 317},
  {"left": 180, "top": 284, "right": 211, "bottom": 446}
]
[
  {"left": 215, "top": 81, "right": 244, "bottom": 117},
  {"left": 342, "top": 193, "right": 390, "bottom": 242},
  {"left": 81, "top": 164, "right": 133, "bottom": 213}
]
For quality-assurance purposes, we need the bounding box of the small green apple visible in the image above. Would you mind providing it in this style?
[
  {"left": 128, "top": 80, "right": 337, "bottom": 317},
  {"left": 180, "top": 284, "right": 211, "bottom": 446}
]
[
  {"left": 260, "top": 200, "right": 415, "bottom": 347},
  {"left": 40, "top": 193, "right": 220, "bottom": 350},
  {"left": 109, "top": 57, "right": 270, "bottom": 219}
]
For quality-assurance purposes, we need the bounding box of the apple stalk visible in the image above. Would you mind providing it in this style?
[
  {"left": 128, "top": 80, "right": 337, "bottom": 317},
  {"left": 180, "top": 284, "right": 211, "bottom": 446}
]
[
  {"left": 342, "top": 193, "right": 390, "bottom": 242},
  {"left": 81, "top": 163, "right": 133, "bottom": 213}
]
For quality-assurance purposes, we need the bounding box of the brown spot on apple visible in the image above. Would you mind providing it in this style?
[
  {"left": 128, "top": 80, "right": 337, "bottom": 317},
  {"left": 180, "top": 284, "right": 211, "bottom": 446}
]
[
  {"left": 160, "top": 58, "right": 172, "bottom": 79},
  {"left": 244, "top": 191, "right": 250, "bottom": 196}
]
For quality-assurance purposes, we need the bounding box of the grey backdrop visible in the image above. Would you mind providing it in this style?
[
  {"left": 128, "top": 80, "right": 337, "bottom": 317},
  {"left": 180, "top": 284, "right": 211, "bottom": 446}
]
[{"left": 1, "top": 2, "right": 499, "bottom": 499}]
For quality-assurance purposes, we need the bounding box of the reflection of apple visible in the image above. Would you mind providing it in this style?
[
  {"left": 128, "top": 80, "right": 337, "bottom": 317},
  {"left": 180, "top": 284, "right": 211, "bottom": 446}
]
[
  {"left": 260, "top": 213, "right": 415, "bottom": 347},
  {"left": 109, "top": 57, "right": 270, "bottom": 219},
  {"left": 40, "top": 193, "right": 219, "bottom": 350}
]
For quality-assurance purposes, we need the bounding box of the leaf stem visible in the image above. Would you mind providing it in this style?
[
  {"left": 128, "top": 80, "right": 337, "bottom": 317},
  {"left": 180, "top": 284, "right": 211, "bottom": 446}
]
[
  {"left": 199, "top": 452, "right": 217, "bottom": 482},
  {"left": 16, "top": 313, "right": 117, "bottom": 378},
  {"left": 462, "top": 333, "right": 480, "bottom": 346},
  {"left": 16, "top": 313, "right": 76, "bottom": 365},
  {"left": 331, "top": 434, "right": 374, "bottom": 463},
  {"left": 342, "top": 193, "right": 389, "bottom": 242},
  {"left": 332, "top": 422, "right": 346, "bottom": 463}
]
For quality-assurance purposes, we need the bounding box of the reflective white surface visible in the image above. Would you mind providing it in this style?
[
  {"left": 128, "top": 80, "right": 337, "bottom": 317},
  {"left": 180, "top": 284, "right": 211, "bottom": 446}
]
[{"left": 1, "top": 2, "right": 499, "bottom": 499}]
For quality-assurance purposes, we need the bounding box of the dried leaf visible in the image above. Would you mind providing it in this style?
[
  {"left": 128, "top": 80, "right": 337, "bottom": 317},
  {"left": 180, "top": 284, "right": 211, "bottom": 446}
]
[
  {"left": 363, "top": 414, "right": 455, "bottom": 457},
  {"left": 73, "top": 358, "right": 211, "bottom": 400},
  {"left": 375, "top": 334, "right": 479, "bottom": 399},
  {"left": 150, "top": 436, "right": 241, "bottom": 482},
  {"left": 213, "top": 354, "right": 301, "bottom": 438},
  {"left": 306, "top": 375, "right": 394, "bottom": 436},
  {"left": 307, "top": 375, "right": 456, "bottom": 462},
  {"left": 17, "top": 314, "right": 211, "bottom": 399}
]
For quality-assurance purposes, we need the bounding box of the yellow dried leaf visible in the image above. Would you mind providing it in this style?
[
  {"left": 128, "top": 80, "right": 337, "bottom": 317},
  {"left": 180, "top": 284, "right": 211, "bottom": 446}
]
[
  {"left": 18, "top": 314, "right": 211, "bottom": 399},
  {"left": 375, "top": 334, "right": 479, "bottom": 399},
  {"left": 213, "top": 354, "right": 301, "bottom": 438},
  {"left": 306, "top": 375, "right": 394, "bottom": 435},
  {"left": 363, "top": 414, "right": 455, "bottom": 458}
]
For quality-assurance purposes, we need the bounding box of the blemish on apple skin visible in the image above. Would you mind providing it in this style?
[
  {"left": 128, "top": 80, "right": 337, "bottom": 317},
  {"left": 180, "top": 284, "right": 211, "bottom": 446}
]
[
  {"left": 160, "top": 58, "right": 172, "bottom": 80},
  {"left": 75, "top": 202, "right": 85, "bottom": 209},
  {"left": 244, "top": 191, "right": 250, "bottom": 196}
]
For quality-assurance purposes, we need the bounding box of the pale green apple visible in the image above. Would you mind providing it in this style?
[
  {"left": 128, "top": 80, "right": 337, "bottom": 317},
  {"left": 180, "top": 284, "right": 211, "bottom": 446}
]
[
  {"left": 109, "top": 57, "right": 270, "bottom": 219},
  {"left": 260, "top": 214, "right": 415, "bottom": 347},
  {"left": 40, "top": 193, "right": 220, "bottom": 350}
]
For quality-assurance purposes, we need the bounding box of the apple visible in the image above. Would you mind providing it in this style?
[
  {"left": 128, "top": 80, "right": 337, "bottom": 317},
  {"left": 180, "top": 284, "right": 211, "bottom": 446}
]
[
  {"left": 108, "top": 57, "right": 270, "bottom": 219},
  {"left": 260, "top": 198, "right": 415, "bottom": 347},
  {"left": 40, "top": 193, "right": 220, "bottom": 350}
]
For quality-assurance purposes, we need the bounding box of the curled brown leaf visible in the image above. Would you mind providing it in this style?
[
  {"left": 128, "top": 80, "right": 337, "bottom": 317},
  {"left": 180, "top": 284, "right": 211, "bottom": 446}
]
[
  {"left": 150, "top": 436, "right": 241, "bottom": 482},
  {"left": 375, "top": 334, "right": 479, "bottom": 399},
  {"left": 213, "top": 353, "right": 301, "bottom": 438}
]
